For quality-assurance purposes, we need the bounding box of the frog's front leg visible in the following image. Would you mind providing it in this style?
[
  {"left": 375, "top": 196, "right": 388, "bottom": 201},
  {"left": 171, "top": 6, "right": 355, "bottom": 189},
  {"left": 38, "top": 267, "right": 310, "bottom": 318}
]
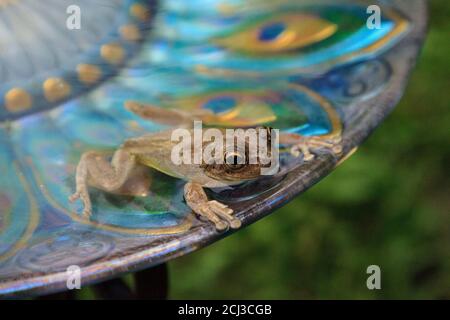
[
  {"left": 184, "top": 182, "right": 241, "bottom": 231},
  {"left": 69, "top": 148, "right": 146, "bottom": 217},
  {"left": 280, "top": 133, "right": 343, "bottom": 161}
]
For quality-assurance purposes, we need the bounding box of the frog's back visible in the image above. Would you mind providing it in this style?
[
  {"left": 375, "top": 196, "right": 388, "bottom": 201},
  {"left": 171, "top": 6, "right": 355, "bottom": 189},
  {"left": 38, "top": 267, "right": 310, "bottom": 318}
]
[
  {"left": 121, "top": 130, "right": 220, "bottom": 186},
  {"left": 121, "top": 131, "right": 179, "bottom": 177}
]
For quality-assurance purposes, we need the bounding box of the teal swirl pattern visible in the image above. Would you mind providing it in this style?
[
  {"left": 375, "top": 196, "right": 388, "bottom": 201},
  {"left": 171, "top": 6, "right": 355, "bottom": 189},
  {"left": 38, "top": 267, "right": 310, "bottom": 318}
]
[{"left": 0, "top": 0, "right": 411, "bottom": 272}]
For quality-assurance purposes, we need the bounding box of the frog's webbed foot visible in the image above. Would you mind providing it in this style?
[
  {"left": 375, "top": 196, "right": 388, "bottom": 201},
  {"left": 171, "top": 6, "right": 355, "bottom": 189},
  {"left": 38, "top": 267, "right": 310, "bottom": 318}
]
[
  {"left": 282, "top": 133, "right": 342, "bottom": 161},
  {"left": 184, "top": 182, "right": 241, "bottom": 231}
]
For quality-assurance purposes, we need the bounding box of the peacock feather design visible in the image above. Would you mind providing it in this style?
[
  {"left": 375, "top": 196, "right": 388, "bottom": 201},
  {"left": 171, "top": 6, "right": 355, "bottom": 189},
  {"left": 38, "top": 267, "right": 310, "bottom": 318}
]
[{"left": 0, "top": 0, "right": 410, "bottom": 267}]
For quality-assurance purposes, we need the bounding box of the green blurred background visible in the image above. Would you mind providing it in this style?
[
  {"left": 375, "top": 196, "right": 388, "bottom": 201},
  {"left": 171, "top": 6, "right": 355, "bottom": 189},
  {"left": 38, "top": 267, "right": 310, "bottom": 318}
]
[{"left": 167, "top": 0, "right": 450, "bottom": 299}]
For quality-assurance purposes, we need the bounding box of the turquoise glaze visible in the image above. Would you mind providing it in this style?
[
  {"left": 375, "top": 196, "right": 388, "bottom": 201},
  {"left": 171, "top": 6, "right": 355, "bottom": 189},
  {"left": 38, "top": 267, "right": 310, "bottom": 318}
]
[{"left": 0, "top": 0, "right": 411, "bottom": 270}]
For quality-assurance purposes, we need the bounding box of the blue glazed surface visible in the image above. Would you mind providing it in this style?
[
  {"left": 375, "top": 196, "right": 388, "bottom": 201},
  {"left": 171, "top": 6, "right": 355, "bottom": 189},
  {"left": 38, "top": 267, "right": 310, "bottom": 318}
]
[{"left": 0, "top": 0, "right": 421, "bottom": 296}]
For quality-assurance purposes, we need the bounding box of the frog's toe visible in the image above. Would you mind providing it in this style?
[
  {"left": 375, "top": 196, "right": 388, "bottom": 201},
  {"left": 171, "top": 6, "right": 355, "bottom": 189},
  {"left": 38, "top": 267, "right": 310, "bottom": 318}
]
[
  {"left": 214, "top": 220, "right": 229, "bottom": 231},
  {"left": 69, "top": 190, "right": 92, "bottom": 218},
  {"left": 69, "top": 191, "right": 80, "bottom": 202},
  {"left": 82, "top": 207, "right": 92, "bottom": 218},
  {"left": 229, "top": 219, "right": 242, "bottom": 229},
  {"left": 198, "top": 204, "right": 228, "bottom": 231},
  {"left": 209, "top": 201, "right": 241, "bottom": 230},
  {"left": 290, "top": 146, "right": 301, "bottom": 158},
  {"left": 291, "top": 145, "right": 315, "bottom": 161},
  {"left": 332, "top": 144, "right": 343, "bottom": 154},
  {"left": 290, "top": 136, "right": 343, "bottom": 160},
  {"left": 195, "top": 200, "right": 241, "bottom": 231},
  {"left": 303, "top": 152, "right": 315, "bottom": 161}
]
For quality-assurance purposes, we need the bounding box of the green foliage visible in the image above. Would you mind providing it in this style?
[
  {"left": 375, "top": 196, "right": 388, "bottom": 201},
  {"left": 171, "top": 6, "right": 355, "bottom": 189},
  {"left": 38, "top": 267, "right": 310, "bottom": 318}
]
[{"left": 169, "top": 0, "right": 450, "bottom": 299}]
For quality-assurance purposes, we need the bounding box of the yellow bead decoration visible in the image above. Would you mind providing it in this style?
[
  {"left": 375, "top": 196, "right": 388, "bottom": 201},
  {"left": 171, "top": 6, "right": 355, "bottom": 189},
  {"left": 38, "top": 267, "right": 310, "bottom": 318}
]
[
  {"left": 77, "top": 64, "right": 102, "bottom": 85},
  {"left": 119, "top": 24, "right": 142, "bottom": 41},
  {"left": 43, "top": 78, "right": 71, "bottom": 102},
  {"left": 101, "top": 43, "right": 125, "bottom": 65},
  {"left": 130, "top": 3, "right": 150, "bottom": 21},
  {"left": 5, "top": 88, "right": 32, "bottom": 112}
]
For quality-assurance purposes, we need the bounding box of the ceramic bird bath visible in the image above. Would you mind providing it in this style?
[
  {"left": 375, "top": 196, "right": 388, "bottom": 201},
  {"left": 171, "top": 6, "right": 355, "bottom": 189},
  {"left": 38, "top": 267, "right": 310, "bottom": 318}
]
[{"left": 0, "top": 0, "right": 427, "bottom": 297}]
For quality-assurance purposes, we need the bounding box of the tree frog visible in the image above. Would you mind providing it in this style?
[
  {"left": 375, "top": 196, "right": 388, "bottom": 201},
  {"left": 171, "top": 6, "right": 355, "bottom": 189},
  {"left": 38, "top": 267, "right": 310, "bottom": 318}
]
[{"left": 69, "top": 102, "right": 342, "bottom": 231}]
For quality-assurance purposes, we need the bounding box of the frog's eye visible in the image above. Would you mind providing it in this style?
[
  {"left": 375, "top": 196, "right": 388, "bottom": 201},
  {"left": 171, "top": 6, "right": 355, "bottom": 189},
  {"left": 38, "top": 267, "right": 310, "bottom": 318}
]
[
  {"left": 224, "top": 151, "right": 246, "bottom": 170},
  {"left": 213, "top": 13, "right": 337, "bottom": 54}
]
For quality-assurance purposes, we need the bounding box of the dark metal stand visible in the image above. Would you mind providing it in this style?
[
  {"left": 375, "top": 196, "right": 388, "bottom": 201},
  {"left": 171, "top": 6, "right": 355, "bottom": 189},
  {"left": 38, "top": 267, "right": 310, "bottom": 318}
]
[
  {"left": 37, "top": 290, "right": 77, "bottom": 300},
  {"left": 135, "top": 263, "right": 168, "bottom": 299},
  {"left": 37, "top": 263, "right": 168, "bottom": 300},
  {"left": 93, "top": 278, "right": 135, "bottom": 299}
]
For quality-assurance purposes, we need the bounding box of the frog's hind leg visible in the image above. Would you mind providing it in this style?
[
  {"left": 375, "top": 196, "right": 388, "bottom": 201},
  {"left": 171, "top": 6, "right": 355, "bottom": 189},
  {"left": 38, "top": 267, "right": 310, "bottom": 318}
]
[
  {"left": 115, "top": 165, "right": 151, "bottom": 197},
  {"left": 125, "top": 100, "right": 214, "bottom": 128},
  {"left": 184, "top": 182, "right": 241, "bottom": 231},
  {"left": 69, "top": 149, "right": 141, "bottom": 217}
]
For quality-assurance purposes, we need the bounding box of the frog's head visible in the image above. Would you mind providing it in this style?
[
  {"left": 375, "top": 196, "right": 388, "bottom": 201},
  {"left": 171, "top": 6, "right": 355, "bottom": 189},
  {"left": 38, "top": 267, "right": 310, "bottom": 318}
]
[{"left": 201, "top": 127, "right": 275, "bottom": 184}]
